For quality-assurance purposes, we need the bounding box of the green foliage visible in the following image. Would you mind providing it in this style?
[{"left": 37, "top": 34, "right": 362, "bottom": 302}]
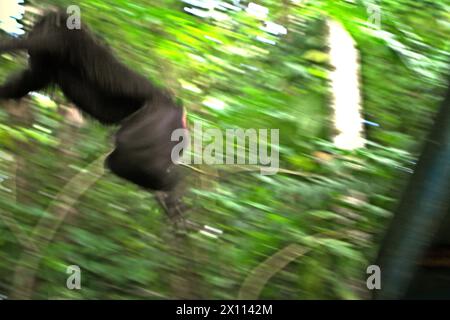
[{"left": 0, "top": 0, "right": 448, "bottom": 299}]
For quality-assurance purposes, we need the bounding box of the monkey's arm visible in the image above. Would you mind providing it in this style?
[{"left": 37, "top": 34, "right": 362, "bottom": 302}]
[
  {"left": 0, "top": 34, "right": 63, "bottom": 53},
  {"left": 1, "top": 31, "right": 156, "bottom": 101},
  {"left": 0, "top": 69, "right": 51, "bottom": 100}
]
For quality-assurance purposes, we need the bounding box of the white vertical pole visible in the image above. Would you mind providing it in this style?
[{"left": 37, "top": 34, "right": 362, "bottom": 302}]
[{"left": 327, "top": 19, "right": 365, "bottom": 150}]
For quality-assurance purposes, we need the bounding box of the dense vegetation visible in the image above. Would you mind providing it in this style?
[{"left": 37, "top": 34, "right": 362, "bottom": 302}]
[{"left": 0, "top": 0, "right": 448, "bottom": 299}]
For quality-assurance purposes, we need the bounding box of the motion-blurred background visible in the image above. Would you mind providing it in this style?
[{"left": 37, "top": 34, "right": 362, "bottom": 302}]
[{"left": 0, "top": 0, "right": 449, "bottom": 299}]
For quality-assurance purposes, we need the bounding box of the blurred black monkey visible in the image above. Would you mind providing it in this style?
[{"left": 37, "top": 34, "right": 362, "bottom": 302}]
[{"left": 0, "top": 9, "right": 187, "bottom": 194}]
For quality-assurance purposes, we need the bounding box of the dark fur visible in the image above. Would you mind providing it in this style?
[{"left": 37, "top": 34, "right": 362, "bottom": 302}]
[{"left": 0, "top": 11, "right": 185, "bottom": 191}]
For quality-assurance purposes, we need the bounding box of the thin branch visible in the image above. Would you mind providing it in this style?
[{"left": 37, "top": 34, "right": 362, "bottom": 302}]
[
  {"left": 238, "top": 244, "right": 310, "bottom": 300},
  {"left": 180, "top": 163, "right": 315, "bottom": 179},
  {"left": 32, "top": 154, "right": 106, "bottom": 247}
]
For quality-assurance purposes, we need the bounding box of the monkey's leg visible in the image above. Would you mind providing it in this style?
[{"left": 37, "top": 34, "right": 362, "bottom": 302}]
[
  {"left": 154, "top": 190, "right": 188, "bottom": 220},
  {"left": 0, "top": 69, "right": 50, "bottom": 100}
]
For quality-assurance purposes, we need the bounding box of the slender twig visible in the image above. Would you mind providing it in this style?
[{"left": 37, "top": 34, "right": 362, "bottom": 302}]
[
  {"left": 32, "top": 155, "right": 105, "bottom": 246},
  {"left": 238, "top": 244, "right": 310, "bottom": 300},
  {"left": 180, "top": 163, "right": 315, "bottom": 179}
]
